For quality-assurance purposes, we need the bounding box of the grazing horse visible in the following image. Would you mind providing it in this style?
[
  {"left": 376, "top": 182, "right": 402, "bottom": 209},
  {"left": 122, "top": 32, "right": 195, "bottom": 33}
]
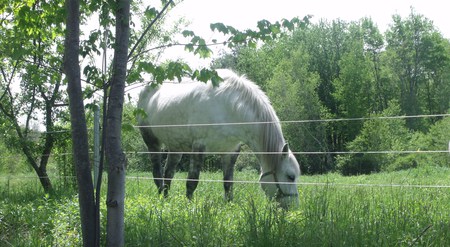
[{"left": 137, "top": 69, "right": 300, "bottom": 208}]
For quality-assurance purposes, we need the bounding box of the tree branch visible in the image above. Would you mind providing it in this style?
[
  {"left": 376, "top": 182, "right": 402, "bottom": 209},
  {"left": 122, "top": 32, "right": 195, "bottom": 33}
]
[
  {"left": 23, "top": 86, "right": 36, "bottom": 137},
  {"left": 127, "top": 0, "right": 174, "bottom": 60},
  {"left": 128, "top": 40, "right": 229, "bottom": 62},
  {"left": 0, "top": 61, "right": 20, "bottom": 101}
]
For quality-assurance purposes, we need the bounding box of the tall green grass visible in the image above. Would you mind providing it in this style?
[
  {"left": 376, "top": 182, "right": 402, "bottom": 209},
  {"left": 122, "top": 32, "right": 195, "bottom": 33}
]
[{"left": 1, "top": 166, "right": 450, "bottom": 246}]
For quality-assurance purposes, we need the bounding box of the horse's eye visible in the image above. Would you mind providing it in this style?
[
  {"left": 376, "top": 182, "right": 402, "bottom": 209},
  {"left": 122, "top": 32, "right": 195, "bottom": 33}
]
[{"left": 287, "top": 174, "right": 296, "bottom": 182}]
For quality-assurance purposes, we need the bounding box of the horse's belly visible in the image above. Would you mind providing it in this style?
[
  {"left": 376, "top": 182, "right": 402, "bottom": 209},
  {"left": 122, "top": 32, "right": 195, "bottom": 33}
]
[{"left": 152, "top": 126, "right": 241, "bottom": 152}]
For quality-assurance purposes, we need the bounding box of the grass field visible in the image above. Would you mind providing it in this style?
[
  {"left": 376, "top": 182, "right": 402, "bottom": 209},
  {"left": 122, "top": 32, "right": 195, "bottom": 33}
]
[{"left": 1, "top": 166, "right": 450, "bottom": 246}]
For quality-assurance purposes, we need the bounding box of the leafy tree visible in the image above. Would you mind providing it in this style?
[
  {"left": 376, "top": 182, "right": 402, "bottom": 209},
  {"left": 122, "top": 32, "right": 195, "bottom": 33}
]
[
  {"left": 292, "top": 19, "right": 352, "bottom": 154},
  {"left": 303, "top": 20, "right": 349, "bottom": 115},
  {"left": 267, "top": 47, "right": 330, "bottom": 173},
  {"left": 213, "top": 44, "right": 280, "bottom": 91},
  {"left": 385, "top": 8, "right": 449, "bottom": 130},
  {"left": 361, "top": 17, "right": 389, "bottom": 112},
  {"left": 420, "top": 32, "right": 450, "bottom": 117},
  {"left": 333, "top": 22, "right": 374, "bottom": 142},
  {"left": 0, "top": 0, "right": 67, "bottom": 194}
]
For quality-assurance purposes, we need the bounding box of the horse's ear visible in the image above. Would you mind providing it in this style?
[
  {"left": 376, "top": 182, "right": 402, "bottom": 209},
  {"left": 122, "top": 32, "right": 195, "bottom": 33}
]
[{"left": 282, "top": 143, "right": 289, "bottom": 158}]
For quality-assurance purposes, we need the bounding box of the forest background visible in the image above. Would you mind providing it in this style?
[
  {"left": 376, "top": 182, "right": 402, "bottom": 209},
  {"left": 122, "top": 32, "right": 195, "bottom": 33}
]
[{"left": 1, "top": 2, "right": 449, "bottom": 182}]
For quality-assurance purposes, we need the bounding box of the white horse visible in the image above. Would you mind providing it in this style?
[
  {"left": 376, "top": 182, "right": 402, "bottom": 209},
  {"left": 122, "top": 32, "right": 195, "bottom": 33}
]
[{"left": 137, "top": 69, "right": 300, "bottom": 208}]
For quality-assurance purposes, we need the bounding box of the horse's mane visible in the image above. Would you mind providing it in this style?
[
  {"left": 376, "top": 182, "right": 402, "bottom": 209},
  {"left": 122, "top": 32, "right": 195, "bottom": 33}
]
[{"left": 216, "top": 70, "right": 286, "bottom": 164}]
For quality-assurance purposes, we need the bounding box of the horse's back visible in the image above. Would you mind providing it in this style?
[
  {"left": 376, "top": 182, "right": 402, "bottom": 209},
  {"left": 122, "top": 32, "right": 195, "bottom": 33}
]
[
  {"left": 137, "top": 76, "right": 243, "bottom": 152},
  {"left": 138, "top": 81, "right": 219, "bottom": 124}
]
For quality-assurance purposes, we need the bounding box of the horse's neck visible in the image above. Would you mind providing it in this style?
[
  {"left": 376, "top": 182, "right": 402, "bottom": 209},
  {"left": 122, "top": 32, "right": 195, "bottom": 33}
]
[
  {"left": 246, "top": 123, "right": 285, "bottom": 173},
  {"left": 220, "top": 77, "right": 284, "bottom": 172}
]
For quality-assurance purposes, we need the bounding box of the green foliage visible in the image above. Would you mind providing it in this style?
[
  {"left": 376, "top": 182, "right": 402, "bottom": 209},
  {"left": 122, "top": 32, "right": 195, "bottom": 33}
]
[
  {"left": 267, "top": 47, "right": 330, "bottom": 173},
  {"left": 390, "top": 115, "right": 450, "bottom": 171},
  {"left": 337, "top": 106, "right": 450, "bottom": 175},
  {"left": 210, "top": 16, "right": 311, "bottom": 48},
  {"left": 51, "top": 195, "right": 83, "bottom": 247},
  {"left": 214, "top": 9, "right": 450, "bottom": 175},
  {"left": 336, "top": 101, "right": 411, "bottom": 175},
  {"left": 234, "top": 145, "right": 260, "bottom": 172},
  {"left": 0, "top": 177, "right": 77, "bottom": 246},
  {"left": 333, "top": 31, "right": 373, "bottom": 141},
  {"left": 121, "top": 103, "right": 151, "bottom": 172},
  {"left": 385, "top": 9, "right": 450, "bottom": 130},
  {"left": 0, "top": 0, "right": 69, "bottom": 193},
  {"left": 182, "top": 30, "right": 213, "bottom": 58},
  {"left": 51, "top": 127, "right": 77, "bottom": 189},
  {"left": 0, "top": 140, "right": 29, "bottom": 174}
]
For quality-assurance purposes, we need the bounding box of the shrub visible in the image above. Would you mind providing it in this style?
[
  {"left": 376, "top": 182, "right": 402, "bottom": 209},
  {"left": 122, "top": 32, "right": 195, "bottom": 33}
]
[
  {"left": 336, "top": 101, "right": 411, "bottom": 175},
  {"left": 391, "top": 115, "right": 450, "bottom": 170}
]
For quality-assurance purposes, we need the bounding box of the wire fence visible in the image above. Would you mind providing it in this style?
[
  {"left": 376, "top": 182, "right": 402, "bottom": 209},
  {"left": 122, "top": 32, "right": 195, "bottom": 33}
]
[
  {"left": 1, "top": 113, "right": 449, "bottom": 190},
  {"left": 1, "top": 174, "right": 450, "bottom": 189},
  {"left": 13, "top": 113, "right": 450, "bottom": 133},
  {"left": 2, "top": 113, "right": 449, "bottom": 159}
]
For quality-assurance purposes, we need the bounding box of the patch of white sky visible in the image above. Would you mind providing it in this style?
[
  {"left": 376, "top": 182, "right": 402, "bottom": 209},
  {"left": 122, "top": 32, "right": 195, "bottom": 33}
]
[{"left": 161, "top": 0, "right": 450, "bottom": 68}]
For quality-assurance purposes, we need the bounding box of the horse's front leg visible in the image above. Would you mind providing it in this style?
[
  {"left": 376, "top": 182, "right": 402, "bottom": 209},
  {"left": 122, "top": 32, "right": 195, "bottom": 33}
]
[
  {"left": 163, "top": 153, "right": 182, "bottom": 197},
  {"left": 222, "top": 144, "right": 241, "bottom": 201},
  {"left": 186, "top": 143, "right": 205, "bottom": 200}
]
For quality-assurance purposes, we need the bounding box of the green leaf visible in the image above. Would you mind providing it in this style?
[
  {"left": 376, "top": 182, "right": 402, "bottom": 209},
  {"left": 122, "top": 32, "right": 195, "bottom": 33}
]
[
  {"left": 139, "top": 61, "right": 155, "bottom": 74},
  {"left": 144, "top": 7, "right": 157, "bottom": 20},
  {"left": 85, "top": 103, "right": 99, "bottom": 111},
  {"left": 210, "top": 23, "right": 228, "bottom": 34},
  {"left": 182, "top": 30, "right": 195, "bottom": 37},
  {"left": 122, "top": 123, "right": 135, "bottom": 133},
  {"left": 133, "top": 108, "right": 148, "bottom": 119},
  {"left": 210, "top": 73, "right": 222, "bottom": 87},
  {"left": 282, "top": 19, "right": 294, "bottom": 31},
  {"left": 184, "top": 44, "right": 194, "bottom": 52}
]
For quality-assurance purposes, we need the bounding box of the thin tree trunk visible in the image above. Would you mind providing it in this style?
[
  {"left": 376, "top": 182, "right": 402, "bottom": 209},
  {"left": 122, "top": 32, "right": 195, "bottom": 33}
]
[
  {"left": 105, "top": 0, "right": 130, "bottom": 245},
  {"left": 64, "top": 0, "right": 96, "bottom": 245}
]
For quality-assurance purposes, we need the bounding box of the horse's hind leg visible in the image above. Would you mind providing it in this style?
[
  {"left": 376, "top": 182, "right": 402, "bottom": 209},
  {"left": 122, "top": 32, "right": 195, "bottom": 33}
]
[
  {"left": 163, "top": 153, "right": 182, "bottom": 197},
  {"left": 222, "top": 144, "right": 241, "bottom": 201},
  {"left": 140, "top": 129, "right": 164, "bottom": 193},
  {"left": 186, "top": 143, "right": 205, "bottom": 200}
]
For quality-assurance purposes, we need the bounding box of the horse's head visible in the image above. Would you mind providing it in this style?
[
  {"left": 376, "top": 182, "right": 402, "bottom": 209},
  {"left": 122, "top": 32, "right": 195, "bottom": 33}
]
[{"left": 259, "top": 143, "right": 300, "bottom": 209}]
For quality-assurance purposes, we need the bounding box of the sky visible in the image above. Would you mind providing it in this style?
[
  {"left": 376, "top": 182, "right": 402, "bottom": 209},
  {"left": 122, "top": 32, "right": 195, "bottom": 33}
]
[{"left": 161, "top": 0, "right": 450, "bottom": 67}]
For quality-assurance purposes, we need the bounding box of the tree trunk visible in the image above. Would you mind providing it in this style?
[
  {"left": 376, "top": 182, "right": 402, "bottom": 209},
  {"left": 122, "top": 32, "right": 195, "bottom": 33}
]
[
  {"left": 105, "top": 0, "right": 130, "bottom": 245},
  {"left": 64, "top": 0, "right": 96, "bottom": 246},
  {"left": 36, "top": 167, "right": 53, "bottom": 193}
]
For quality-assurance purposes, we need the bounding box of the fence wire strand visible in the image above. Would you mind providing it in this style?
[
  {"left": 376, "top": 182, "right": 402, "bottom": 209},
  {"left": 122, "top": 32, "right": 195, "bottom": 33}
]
[
  {"left": 2, "top": 148, "right": 449, "bottom": 161},
  {"left": 2, "top": 175, "right": 450, "bottom": 189},
  {"left": 133, "top": 113, "right": 450, "bottom": 129},
  {"left": 128, "top": 150, "right": 448, "bottom": 155}
]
